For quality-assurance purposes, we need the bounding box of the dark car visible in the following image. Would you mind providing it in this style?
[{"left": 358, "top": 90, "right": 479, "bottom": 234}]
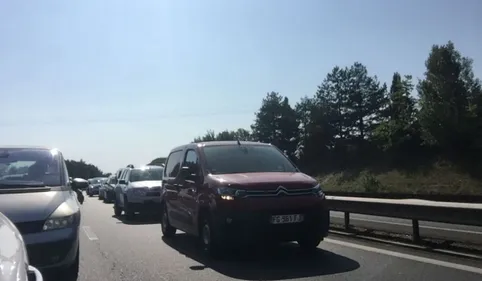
[
  {"left": 159, "top": 141, "right": 329, "bottom": 257},
  {"left": 99, "top": 174, "right": 117, "bottom": 203},
  {"left": 0, "top": 146, "right": 82, "bottom": 278},
  {"left": 86, "top": 177, "right": 107, "bottom": 197}
]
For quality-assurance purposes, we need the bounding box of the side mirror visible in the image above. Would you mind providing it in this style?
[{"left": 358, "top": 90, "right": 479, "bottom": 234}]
[
  {"left": 118, "top": 179, "right": 126, "bottom": 185},
  {"left": 180, "top": 166, "right": 199, "bottom": 182},
  {"left": 71, "top": 179, "right": 89, "bottom": 190}
]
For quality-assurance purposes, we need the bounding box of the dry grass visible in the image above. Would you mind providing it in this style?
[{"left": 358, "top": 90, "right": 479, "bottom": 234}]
[{"left": 317, "top": 163, "right": 482, "bottom": 195}]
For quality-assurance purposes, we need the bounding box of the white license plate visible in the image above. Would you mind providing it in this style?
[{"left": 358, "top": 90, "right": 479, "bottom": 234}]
[{"left": 270, "top": 214, "right": 304, "bottom": 224}]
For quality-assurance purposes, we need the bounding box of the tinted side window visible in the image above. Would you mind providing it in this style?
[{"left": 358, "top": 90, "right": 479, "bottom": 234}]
[
  {"left": 183, "top": 150, "right": 199, "bottom": 173},
  {"left": 118, "top": 169, "right": 127, "bottom": 181},
  {"left": 120, "top": 170, "right": 128, "bottom": 180},
  {"left": 60, "top": 154, "right": 69, "bottom": 185},
  {"left": 164, "top": 150, "right": 183, "bottom": 178},
  {"left": 123, "top": 170, "right": 131, "bottom": 180}
]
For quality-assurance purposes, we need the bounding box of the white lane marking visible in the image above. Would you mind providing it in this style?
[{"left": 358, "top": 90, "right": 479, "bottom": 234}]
[
  {"left": 325, "top": 238, "right": 482, "bottom": 275},
  {"left": 82, "top": 226, "right": 99, "bottom": 241},
  {"left": 331, "top": 215, "right": 482, "bottom": 235}
]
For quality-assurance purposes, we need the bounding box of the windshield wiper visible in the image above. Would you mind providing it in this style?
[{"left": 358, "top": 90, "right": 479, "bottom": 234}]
[
  {"left": 0, "top": 180, "right": 46, "bottom": 187},
  {"left": 0, "top": 183, "right": 46, "bottom": 188},
  {"left": 0, "top": 183, "right": 50, "bottom": 194}
]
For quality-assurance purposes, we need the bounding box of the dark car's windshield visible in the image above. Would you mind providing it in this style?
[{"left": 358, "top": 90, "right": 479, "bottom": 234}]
[
  {"left": 203, "top": 145, "right": 298, "bottom": 175},
  {"left": 0, "top": 148, "right": 62, "bottom": 187},
  {"left": 129, "top": 168, "right": 163, "bottom": 182}
]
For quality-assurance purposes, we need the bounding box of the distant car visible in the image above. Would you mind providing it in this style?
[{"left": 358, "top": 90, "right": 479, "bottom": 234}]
[
  {"left": 114, "top": 165, "right": 163, "bottom": 218},
  {"left": 86, "top": 177, "right": 107, "bottom": 197},
  {"left": 0, "top": 146, "right": 82, "bottom": 278},
  {"left": 112, "top": 166, "right": 134, "bottom": 216},
  {"left": 0, "top": 212, "right": 43, "bottom": 281},
  {"left": 99, "top": 175, "right": 116, "bottom": 203}
]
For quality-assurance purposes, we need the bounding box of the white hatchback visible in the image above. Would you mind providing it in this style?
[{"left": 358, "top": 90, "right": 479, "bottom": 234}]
[{"left": 0, "top": 212, "right": 43, "bottom": 281}]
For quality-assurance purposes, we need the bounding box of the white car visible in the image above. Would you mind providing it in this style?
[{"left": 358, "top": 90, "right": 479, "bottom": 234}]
[
  {"left": 0, "top": 212, "right": 43, "bottom": 281},
  {"left": 114, "top": 165, "right": 164, "bottom": 218}
]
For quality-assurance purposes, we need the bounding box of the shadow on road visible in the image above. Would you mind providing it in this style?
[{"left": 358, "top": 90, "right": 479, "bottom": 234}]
[
  {"left": 162, "top": 233, "right": 360, "bottom": 280},
  {"left": 112, "top": 214, "right": 161, "bottom": 225}
]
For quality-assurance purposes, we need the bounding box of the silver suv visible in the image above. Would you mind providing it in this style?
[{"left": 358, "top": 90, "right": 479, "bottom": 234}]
[{"left": 114, "top": 165, "right": 163, "bottom": 218}]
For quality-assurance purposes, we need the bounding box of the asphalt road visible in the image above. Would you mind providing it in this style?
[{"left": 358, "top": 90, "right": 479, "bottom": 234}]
[
  {"left": 65, "top": 197, "right": 482, "bottom": 281},
  {"left": 330, "top": 211, "right": 482, "bottom": 244}
]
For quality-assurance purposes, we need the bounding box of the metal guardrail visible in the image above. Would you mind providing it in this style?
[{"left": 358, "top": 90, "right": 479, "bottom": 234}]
[
  {"left": 325, "top": 196, "right": 482, "bottom": 242},
  {"left": 324, "top": 191, "right": 482, "bottom": 203}
]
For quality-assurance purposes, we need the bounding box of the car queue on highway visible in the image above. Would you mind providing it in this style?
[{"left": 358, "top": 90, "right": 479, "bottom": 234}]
[
  {"left": 0, "top": 140, "right": 330, "bottom": 280},
  {"left": 3, "top": 142, "right": 481, "bottom": 281}
]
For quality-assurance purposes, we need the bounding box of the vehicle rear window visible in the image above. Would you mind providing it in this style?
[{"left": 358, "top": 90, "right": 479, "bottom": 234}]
[
  {"left": 129, "top": 167, "right": 163, "bottom": 182},
  {"left": 0, "top": 148, "right": 63, "bottom": 187},
  {"left": 202, "top": 145, "right": 297, "bottom": 175}
]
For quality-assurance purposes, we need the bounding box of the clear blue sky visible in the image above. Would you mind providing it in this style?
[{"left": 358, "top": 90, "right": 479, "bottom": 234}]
[{"left": 0, "top": 0, "right": 480, "bottom": 173}]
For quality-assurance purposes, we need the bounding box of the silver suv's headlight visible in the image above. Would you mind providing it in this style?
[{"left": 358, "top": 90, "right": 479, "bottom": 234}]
[{"left": 43, "top": 202, "right": 76, "bottom": 231}]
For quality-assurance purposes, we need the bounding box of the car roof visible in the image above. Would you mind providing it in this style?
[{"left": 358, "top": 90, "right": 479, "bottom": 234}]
[
  {"left": 0, "top": 145, "right": 54, "bottom": 151},
  {"left": 170, "top": 141, "right": 271, "bottom": 152},
  {"left": 131, "top": 165, "right": 163, "bottom": 171}
]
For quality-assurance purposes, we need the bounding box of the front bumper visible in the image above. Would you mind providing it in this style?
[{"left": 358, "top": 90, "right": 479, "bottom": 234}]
[
  {"left": 126, "top": 192, "right": 161, "bottom": 213},
  {"left": 212, "top": 200, "right": 330, "bottom": 244},
  {"left": 88, "top": 188, "right": 99, "bottom": 195},
  {"left": 126, "top": 201, "right": 161, "bottom": 213},
  {"left": 23, "top": 226, "right": 80, "bottom": 270}
]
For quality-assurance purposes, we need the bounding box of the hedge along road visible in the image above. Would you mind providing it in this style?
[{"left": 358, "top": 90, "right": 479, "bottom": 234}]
[{"left": 70, "top": 197, "right": 482, "bottom": 281}]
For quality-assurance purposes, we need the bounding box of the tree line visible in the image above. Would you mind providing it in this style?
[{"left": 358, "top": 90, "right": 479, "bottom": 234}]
[
  {"left": 0, "top": 158, "right": 107, "bottom": 180},
  {"left": 66, "top": 159, "right": 110, "bottom": 179},
  {"left": 194, "top": 41, "right": 482, "bottom": 179}
]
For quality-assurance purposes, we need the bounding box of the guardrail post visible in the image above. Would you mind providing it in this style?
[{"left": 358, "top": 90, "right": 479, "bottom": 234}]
[
  {"left": 412, "top": 219, "right": 420, "bottom": 243},
  {"left": 344, "top": 212, "right": 350, "bottom": 230}
]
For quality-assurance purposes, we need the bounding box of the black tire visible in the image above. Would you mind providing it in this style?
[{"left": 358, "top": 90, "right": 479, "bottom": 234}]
[
  {"left": 297, "top": 233, "right": 322, "bottom": 253},
  {"left": 113, "top": 197, "right": 122, "bottom": 216},
  {"left": 124, "top": 195, "right": 135, "bottom": 219},
  {"left": 161, "top": 205, "right": 176, "bottom": 237},
  {"left": 98, "top": 192, "right": 104, "bottom": 200},
  {"left": 200, "top": 216, "right": 223, "bottom": 258},
  {"left": 103, "top": 195, "right": 108, "bottom": 203}
]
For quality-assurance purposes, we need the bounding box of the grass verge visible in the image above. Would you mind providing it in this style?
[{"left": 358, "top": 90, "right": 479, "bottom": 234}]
[{"left": 317, "top": 162, "right": 482, "bottom": 195}]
